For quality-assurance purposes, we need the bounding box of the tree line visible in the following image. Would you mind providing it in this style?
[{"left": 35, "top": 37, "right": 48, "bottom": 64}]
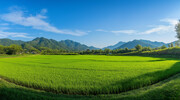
[
  {"left": 0, "top": 42, "right": 179, "bottom": 55},
  {"left": 0, "top": 45, "right": 76, "bottom": 55}
]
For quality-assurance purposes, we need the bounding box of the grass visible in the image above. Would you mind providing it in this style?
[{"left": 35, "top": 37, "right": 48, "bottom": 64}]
[
  {"left": 0, "top": 55, "right": 180, "bottom": 95},
  {"left": 1, "top": 68, "right": 180, "bottom": 100}
]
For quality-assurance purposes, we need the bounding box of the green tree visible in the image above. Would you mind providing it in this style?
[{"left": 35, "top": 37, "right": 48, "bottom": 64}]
[
  {"left": 0, "top": 45, "right": 5, "bottom": 54},
  {"left": 170, "top": 43, "right": 174, "bottom": 47},
  {"left": 86, "top": 49, "right": 91, "bottom": 54},
  {"left": 135, "top": 44, "right": 142, "bottom": 51},
  {"left": 125, "top": 48, "right": 129, "bottom": 52},
  {"left": 142, "top": 47, "right": 152, "bottom": 51},
  {"left": 175, "top": 42, "right": 180, "bottom": 47},
  {"left": 176, "top": 20, "right": 180, "bottom": 39},
  {"left": 6, "top": 44, "right": 23, "bottom": 55},
  {"left": 161, "top": 45, "right": 167, "bottom": 49},
  {"left": 104, "top": 48, "right": 111, "bottom": 54}
]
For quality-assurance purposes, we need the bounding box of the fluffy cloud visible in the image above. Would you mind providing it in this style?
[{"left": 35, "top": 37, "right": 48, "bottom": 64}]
[
  {"left": 160, "top": 18, "right": 178, "bottom": 25},
  {"left": 0, "top": 27, "right": 32, "bottom": 38},
  {"left": 96, "top": 18, "right": 178, "bottom": 35},
  {"left": 140, "top": 18, "right": 178, "bottom": 35},
  {"left": 140, "top": 25, "right": 173, "bottom": 34},
  {"left": 0, "top": 8, "right": 87, "bottom": 36}
]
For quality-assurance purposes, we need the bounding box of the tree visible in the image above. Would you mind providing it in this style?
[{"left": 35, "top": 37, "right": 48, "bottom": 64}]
[
  {"left": 125, "top": 48, "right": 129, "bottom": 52},
  {"left": 175, "top": 42, "right": 180, "bottom": 47},
  {"left": 0, "top": 45, "right": 5, "bottom": 54},
  {"left": 161, "top": 45, "right": 167, "bottom": 49},
  {"left": 135, "top": 44, "right": 142, "bottom": 51},
  {"left": 170, "top": 43, "right": 174, "bottom": 47},
  {"left": 142, "top": 47, "right": 152, "bottom": 51},
  {"left": 104, "top": 48, "right": 111, "bottom": 54},
  {"left": 6, "top": 44, "right": 23, "bottom": 55},
  {"left": 176, "top": 20, "right": 180, "bottom": 39},
  {"left": 85, "top": 49, "right": 91, "bottom": 54}
]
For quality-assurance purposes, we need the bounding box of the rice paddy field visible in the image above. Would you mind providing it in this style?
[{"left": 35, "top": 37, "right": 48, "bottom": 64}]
[{"left": 0, "top": 55, "right": 180, "bottom": 97}]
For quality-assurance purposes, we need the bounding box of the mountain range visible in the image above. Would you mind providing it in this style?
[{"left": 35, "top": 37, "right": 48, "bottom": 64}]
[
  {"left": 103, "top": 39, "right": 175, "bottom": 50},
  {"left": 0, "top": 37, "right": 178, "bottom": 51},
  {"left": 0, "top": 37, "right": 98, "bottom": 51}
]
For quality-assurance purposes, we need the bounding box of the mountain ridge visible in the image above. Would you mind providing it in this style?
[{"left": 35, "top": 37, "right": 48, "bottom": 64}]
[
  {"left": 0, "top": 37, "right": 177, "bottom": 50},
  {"left": 115, "top": 39, "right": 166, "bottom": 49},
  {"left": 0, "top": 37, "right": 98, "bottom": 51}
]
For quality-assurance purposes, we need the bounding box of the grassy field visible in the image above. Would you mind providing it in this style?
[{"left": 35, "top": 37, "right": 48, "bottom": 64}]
[
  {"left": 1, "top": 72, "right": 180, "bottom": 100},
  {"left": 0, "top": 55, "right": 180, "bottom": 96}
]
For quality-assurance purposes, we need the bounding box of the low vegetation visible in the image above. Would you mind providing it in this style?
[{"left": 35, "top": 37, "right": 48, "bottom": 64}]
[
  {"left": 1, "top": 72, "right": 180, "bottom": 100},
  {"left": 0, "top": 55, "right": 180, "bottom": 95}
]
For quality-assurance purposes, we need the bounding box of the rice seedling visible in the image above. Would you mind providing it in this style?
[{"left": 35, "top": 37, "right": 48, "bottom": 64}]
[{"left": 0, "top": 55, "right": 180, "bottom": 95}]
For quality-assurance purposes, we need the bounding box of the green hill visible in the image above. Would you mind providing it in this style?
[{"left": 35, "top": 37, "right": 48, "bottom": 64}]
[
  {"left": 0, "top": 38, "right": 24, "bottom": 46},
  {"left": 22, "top": 37, "right": 98, "bottom": 51},
  {"left": 116, "top": 40, "right": 165, "bottom": 49},
  {"left": 0, "top": 37, "right": 98, "bottom": 51}
]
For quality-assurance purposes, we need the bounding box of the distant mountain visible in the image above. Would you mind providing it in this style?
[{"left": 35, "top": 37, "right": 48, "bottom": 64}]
[
  {"left": 138, "top": 40, "right": 165, "bottom": 47},
  {"left": 60, "top": 39, "right": 98, "bottom": 51},
  {"left": 115, "top": 40, "right": 166, "bottom": 49},
  {"left": 1, "top": 38, "right": 177, "bottom": 51},
  {"left": 21, "top": 37, "right": 98, "bottom": 51},
  {"left": 0, "top": 38, "right": 24, "bottom": 46},
  {"left": 103, "top": 41, "right": 126, "bottom": 50},
  {"left": 22, "top": 37, "right": 67, "bottom": 50}
]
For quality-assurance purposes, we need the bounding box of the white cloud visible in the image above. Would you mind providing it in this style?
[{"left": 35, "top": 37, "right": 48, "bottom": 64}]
[
  {"left": 139, "top": 18, "right": 178, "bottom": 35},
  {"left": 96, "top": 29, "right": 108, "bottom": 32},
  {"left": 111, "top": 30, "right": 137, "bottom": 34},
  {"left": 96, "top": 29, "right": 136, "bottom": 34},
  {"left": 0, "top": 8, "right": 87, "bottom": 36},
  {"left": 96, "top": 18, "right": 178, "bottom": 35},
  {"left": 140, "top": 25, "right": 173, "bottom": 34},
  {"left": 0, "top": 27, "right": 32, "bottom": 38},
  {"left": 160, "top": 18, "right": 178, "bottom": 25}
]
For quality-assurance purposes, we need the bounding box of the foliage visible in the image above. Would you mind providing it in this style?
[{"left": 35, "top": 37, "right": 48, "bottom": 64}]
[
  {"left": 161, "top": 45, "right": 167, "bottom": 49},
  {"left": 0, "top": 38, "right": 24, "bottom": 46},
  {"left": 135, "top": 44, "right": 142, "bottom": 51},
  {"left": 0, "top": 44, "right": 23, "bottom": 55},
  {"left": 176, "top": 20, "right": 180, "bottom": 39}
]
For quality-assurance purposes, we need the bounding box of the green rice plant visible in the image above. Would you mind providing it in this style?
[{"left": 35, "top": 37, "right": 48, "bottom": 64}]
[{"left": 0, "top": 55, "right": 180, "bottom": 95}]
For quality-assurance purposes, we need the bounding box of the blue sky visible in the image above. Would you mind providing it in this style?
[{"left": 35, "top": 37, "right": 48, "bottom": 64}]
[{"left": 0, "top": 0, "right": 180, "bottom": 48}]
